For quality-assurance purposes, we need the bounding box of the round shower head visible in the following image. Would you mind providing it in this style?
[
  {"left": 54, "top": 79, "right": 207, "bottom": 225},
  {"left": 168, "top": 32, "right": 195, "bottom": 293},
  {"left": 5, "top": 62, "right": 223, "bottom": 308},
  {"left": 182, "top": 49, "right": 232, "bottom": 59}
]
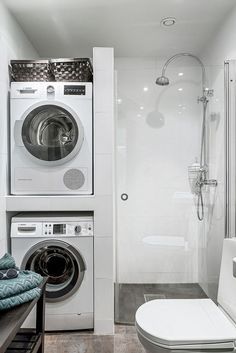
[{"left": 156, "top": 76, "right": 169, "bottom": 86}]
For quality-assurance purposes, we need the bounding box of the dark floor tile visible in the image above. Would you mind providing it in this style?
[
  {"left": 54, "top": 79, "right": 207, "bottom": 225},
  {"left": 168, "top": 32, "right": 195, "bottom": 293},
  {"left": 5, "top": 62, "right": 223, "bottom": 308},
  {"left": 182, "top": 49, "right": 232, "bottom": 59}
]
[{"left": 116, "top": 283, "right": 208, "bottom": 324}]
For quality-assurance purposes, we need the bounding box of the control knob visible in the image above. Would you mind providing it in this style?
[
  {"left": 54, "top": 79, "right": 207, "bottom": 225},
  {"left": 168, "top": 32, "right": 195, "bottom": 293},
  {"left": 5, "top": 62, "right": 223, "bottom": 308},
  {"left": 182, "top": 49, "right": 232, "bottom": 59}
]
[
  {"left": 47, "top": 85, "right": 55, "bottom": 94},
  {"left": 75, "top": 225, "right": 82, "bottom": 234}
]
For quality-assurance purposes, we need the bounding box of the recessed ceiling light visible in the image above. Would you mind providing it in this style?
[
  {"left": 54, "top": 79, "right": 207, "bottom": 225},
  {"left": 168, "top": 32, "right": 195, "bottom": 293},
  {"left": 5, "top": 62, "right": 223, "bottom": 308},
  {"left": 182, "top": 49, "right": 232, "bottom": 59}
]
[
  {"left": 140, "top": 106, "right": 144, "bottom": 110},
  {"left": 178, "top": 88, "right": 183, "bottom": 91},
  {"left": 143, "top": 87, "right": 148, "bottom": 92},
  {"left": 117, "top": 98, "right": 122, "bottom": 104},
  {"left": 178, "top": 72, "right": 184, "bottom": 76},
  {"left": 161, "top": 17, "right": 176, "bottom": 27}
]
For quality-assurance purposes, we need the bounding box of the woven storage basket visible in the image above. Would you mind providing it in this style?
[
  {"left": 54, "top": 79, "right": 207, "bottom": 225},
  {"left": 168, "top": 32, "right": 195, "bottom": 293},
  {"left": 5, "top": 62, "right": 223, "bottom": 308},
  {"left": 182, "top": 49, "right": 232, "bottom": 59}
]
[
  {"left": 50, "top": 58, "right": 93, "bottom": 82},
  {"left": 10, "top": 60, "right": 53, "bottom": 82}
]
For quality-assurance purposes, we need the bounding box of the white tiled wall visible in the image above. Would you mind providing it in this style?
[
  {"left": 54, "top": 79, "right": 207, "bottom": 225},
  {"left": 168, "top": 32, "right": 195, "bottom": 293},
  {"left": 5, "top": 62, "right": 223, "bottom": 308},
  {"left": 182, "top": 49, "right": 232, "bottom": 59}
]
[
  {"left": 94, "top": 278, "right": 114, "bottom": 333},
  {"left": 93, "top": 47, "right": 114, "bottom": 334},
  {"left": 115, "top": 58, "right": 201, "bottom": 284},
  {"left": 95, "top": 154, "right": 113, "bottom": 195},
  {"left": 0, "top": 2, "right": 38, "bottom": 257},
  {"left": 94, "top": 113, "right": 113, "bottom": 154},
  {"left": 94, "top": 237, "right": 113, "bottom": 278},
  {"left": 93, "top": 196, "right": 114, "bottom": 237}
]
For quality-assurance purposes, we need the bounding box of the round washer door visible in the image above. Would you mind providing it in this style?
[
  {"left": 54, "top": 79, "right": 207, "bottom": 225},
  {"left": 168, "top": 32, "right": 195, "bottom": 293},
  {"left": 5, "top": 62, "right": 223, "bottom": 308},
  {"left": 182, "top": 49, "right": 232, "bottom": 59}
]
[
  {"left": 21, "top": 240, "right": 86, "bottom": 302},
  {"left": 21, "top": 104, "right": 84, "bottom": 164}
]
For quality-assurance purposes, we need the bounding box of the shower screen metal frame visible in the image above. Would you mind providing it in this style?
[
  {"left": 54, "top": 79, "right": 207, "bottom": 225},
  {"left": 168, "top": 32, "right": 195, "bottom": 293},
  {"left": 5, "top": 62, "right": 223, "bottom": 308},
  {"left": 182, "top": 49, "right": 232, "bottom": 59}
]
[{"left": 225, "top": 60, "right": 236, "bottom": 238}]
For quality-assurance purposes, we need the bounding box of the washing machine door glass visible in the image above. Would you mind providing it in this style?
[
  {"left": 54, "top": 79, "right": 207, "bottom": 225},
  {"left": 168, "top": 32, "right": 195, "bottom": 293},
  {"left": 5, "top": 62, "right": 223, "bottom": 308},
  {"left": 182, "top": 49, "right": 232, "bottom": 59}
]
[
  {"left": 23, "top": 240, "right": 86, "bottom": 302},
  {"left": 21, "top": 105, "right": 83, "bottom": 162}
]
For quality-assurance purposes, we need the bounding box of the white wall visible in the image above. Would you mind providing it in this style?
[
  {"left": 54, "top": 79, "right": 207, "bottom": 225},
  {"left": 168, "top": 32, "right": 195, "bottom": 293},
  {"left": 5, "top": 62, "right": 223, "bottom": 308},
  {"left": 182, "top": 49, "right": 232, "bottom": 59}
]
[
  {"left": 0, "top": 2, "right": 38, "bottom": 255},
  {"left": 115, "top": 7, "right": 236, "bottom": 290},
  {"left": 198, "top": 7, "right": 236, "bottom": 301},
  {"left": 201, "top": 6, "right": 236, "bottom": 65},
  {"left": 115, "top": 58, "right": 203, "bottom": 283}
]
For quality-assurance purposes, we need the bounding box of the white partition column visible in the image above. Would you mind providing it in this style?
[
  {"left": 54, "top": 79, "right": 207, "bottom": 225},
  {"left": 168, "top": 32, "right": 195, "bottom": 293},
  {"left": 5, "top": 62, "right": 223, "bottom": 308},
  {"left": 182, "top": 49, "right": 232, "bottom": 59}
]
[{"left": 93, "top": 47, "right": 114, "bottom": 334}]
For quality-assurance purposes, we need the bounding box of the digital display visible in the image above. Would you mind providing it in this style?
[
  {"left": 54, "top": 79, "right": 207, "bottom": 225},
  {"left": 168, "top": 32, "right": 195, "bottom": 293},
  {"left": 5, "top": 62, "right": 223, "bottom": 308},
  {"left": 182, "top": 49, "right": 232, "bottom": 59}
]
[
  {"left": 64, "top": 85, "right": 86, "bottom": 95},
  {"left": 53, "top": 224, "right": 65, "bottom": 234}
]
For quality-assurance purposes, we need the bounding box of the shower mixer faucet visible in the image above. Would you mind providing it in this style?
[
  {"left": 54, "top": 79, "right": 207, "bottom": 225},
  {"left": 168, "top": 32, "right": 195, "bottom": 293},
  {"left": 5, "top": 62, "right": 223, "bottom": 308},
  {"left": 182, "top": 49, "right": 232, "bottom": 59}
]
[
  {"left": 196, "top": 167, "right": 217, "bottom": 188},
  {"left": 156, "top": 52, "right": 217, "bottom": 221},
  {"left": 197, "top": 88, "right": 214, "bottom": 104}
]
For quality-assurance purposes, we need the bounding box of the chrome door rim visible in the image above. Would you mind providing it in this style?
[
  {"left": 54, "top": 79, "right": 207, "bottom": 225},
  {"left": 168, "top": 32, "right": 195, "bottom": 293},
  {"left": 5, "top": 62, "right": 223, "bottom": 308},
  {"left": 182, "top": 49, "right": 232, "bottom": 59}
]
[
  {"left": 17, "top": 101, "right": 84, "bottom": 167},
  {"left": 21, "top": 239, "right": 86, "bottom": 302}
]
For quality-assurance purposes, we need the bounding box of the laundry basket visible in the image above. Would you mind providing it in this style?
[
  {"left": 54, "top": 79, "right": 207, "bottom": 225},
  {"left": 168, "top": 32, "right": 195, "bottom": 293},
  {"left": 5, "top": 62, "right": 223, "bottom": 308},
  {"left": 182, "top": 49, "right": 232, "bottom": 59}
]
[
  {"left": 10, "top": 60, "right": 53, "bottom": 82},
  {"left": 50, "top": 58, "right": 93, "bottom": 82}
]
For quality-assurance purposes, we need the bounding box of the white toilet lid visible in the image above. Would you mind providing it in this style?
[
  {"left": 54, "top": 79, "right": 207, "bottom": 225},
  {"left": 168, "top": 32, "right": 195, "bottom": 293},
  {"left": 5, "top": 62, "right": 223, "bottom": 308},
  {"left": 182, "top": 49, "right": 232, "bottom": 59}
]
[{"left": 135, "top": 298, "right": 236, "bottom": 347}]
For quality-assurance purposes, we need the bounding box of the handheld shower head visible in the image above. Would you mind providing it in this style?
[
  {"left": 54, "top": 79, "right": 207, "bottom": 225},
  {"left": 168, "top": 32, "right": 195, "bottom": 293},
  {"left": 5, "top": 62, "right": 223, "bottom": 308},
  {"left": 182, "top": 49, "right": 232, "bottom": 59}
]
[{"left": 156, "top": 76, "right": 169, "bottom": 86}]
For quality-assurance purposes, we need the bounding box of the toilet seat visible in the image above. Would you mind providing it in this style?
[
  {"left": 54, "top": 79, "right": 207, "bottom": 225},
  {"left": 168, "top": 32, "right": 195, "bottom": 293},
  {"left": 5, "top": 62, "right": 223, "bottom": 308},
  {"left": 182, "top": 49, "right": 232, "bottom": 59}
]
[{"left": 135, "top": 299, "right": 236, "bottom": 350}]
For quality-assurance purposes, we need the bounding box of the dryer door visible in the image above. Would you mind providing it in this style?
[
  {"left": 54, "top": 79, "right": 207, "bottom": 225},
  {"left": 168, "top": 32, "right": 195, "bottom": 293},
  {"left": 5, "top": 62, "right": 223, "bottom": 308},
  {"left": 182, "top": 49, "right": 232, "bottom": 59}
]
[
  {"left": 21, "top": 240, "right": 86, "bottom": 302},
  {"left": 20, "top": 104, "right": 84, "bottom": 164}
]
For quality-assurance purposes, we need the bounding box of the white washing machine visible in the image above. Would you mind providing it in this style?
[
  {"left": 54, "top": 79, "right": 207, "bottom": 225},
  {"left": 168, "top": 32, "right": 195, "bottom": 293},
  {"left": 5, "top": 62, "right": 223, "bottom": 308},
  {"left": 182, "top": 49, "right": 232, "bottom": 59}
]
[
  {"left": 10, "top": 82, "right": 93, "bottom": 195},
  {"left": 11, "top": 213, "right": 94, "bottom": 331}
]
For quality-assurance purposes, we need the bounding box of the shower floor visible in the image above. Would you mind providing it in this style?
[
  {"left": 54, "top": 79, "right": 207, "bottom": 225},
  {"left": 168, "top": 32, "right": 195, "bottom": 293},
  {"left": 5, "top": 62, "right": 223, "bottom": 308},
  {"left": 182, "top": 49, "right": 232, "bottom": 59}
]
[{"left": 115, "top": 283, "right": 208, "bottom": 325}]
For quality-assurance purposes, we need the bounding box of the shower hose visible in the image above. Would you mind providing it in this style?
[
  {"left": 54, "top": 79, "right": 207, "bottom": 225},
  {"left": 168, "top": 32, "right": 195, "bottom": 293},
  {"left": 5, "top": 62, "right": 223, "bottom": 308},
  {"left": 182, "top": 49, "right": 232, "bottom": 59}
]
[{"left": 196, "top": 97, "right": 208, "bottom": 221}]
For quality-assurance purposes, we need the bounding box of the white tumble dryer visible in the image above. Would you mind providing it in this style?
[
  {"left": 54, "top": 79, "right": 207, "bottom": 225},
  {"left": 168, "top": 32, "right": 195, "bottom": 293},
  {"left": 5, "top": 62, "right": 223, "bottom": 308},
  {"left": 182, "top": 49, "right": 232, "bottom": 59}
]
[
  {"left": 11, "top": 212, "right": 94, "bottom": 331},
  {"left": 10, "top": 82, "right": 93, "bottom": 195}
]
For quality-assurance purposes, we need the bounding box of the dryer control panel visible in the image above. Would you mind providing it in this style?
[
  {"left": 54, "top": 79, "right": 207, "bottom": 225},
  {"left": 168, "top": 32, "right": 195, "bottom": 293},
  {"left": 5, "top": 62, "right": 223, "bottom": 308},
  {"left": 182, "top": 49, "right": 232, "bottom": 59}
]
[{"left": 64, "top": 85, "right": 86, "bottom": 95}]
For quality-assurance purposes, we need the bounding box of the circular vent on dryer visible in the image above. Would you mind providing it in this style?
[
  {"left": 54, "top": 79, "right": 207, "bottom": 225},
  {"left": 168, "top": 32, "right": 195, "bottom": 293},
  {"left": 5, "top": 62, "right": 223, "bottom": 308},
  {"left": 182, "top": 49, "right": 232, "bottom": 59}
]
[{"left": 63, "top": 169, "right": 85, "bottom": 190}]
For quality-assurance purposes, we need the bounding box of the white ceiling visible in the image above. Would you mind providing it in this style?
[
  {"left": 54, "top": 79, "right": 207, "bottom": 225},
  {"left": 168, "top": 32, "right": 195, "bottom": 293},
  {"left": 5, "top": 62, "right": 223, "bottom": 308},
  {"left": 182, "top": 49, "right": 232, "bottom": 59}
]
[{"left": 3, "top": 0, "right": 236, "bottom": 58}]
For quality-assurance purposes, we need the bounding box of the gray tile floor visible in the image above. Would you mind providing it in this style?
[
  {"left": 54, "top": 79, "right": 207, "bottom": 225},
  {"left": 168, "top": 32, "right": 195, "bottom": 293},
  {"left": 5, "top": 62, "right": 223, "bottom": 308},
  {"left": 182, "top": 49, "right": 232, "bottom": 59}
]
[
  {"left": 115, "top": 283, "right": 207, "bottom": 324},
  {"left": 45, "top": 283, "right": 208, "bottom": 353}
]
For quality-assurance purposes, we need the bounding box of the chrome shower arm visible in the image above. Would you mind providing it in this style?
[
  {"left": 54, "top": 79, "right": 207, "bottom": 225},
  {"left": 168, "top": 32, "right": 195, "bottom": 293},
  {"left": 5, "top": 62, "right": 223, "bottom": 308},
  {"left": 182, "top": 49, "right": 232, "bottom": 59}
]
[{"left": 161, "top": 53, "right": 207, "bottom": 90}]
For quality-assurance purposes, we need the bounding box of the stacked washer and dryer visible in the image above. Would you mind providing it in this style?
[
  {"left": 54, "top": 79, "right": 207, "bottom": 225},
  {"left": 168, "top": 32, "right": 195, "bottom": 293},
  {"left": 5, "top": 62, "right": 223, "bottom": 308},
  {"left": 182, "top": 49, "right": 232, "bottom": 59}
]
[{"left": 9, "top": 60, "right": 94, "bottom": 331}]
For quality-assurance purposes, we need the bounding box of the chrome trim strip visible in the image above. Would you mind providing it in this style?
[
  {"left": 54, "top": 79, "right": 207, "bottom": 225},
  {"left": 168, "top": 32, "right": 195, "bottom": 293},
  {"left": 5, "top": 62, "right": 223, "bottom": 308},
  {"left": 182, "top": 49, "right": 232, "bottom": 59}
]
[{"left": 225, "top": 61, "right": 230, "bottom": 238}]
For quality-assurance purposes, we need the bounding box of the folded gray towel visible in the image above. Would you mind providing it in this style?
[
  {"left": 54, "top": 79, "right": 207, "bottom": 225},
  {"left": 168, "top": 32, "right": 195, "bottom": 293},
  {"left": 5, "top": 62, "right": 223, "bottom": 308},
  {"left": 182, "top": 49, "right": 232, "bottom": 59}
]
[
  {"left": 0, "top": 271, "right": 43, "bottom": 300},
  {"left": 0, "top": 268, "right": 19, "bottom": 280},
  {"left": 0, "top": 254, "right": 16, "bottom": 270},
  {"left": 0, "top": 287, "right": 41, "bottom": 311}
]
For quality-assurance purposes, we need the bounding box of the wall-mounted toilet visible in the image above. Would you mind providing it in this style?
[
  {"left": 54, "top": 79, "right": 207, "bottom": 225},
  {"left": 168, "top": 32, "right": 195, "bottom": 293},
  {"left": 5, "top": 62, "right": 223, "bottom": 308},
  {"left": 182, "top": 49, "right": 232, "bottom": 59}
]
[{"left": 135, "top": 238, "right": 236, "bottom": 353}]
